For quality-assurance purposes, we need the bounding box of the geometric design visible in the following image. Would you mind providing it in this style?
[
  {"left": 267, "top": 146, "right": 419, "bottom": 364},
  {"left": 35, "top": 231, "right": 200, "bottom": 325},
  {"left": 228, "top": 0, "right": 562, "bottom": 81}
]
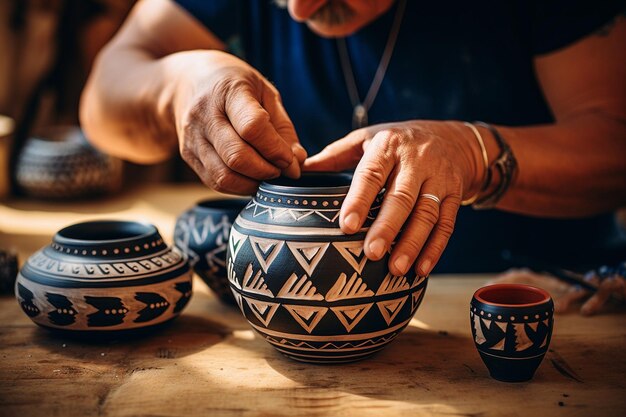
[
  {"left": 481, "top": 318, "right": 492, "bottom": 329},
  {"left": 376, "top": 296, "right": 408, "bottom": 325},
  {"left": 249, "top": 237, "right": 284, "bottom": 273},
  {"left": 473, "top": 314, "right": 486, "bottom": 345},
  {"left": 241, "top": 264, "right": 274, "bottom": 298},
  {"left": 173, "top": 281, "right": 192, "bottom": 314},
  {"left": 527, "top": 321, "right": 538, "bottom": 332},
  {"left": 283, "top": 305, "right": 328, "bottom": 333},
  {"left": 330, "top": 303, "right": 373, "bottom": 332},
  {"left": 411, "top": 288, "right": 425, "bottom": 313},
  {"left": 17, "top": 283, "right": 40, "bottom": 317},
  {"left": 325, "top": 272, "right": 374, "bottom": 302},
  {"left": 513, "top": 323, "right": 534, "bottom": 351},
  {"left": 277, "top": 273, "right": 324, "bottom": 300},
  {"left": 376, "top": 274, "right": 410, "bottom": 295},
  {"left": 226, "top": 260, "right": 241, "bottom": 290},
  {"left": 495, "top": 321, "right": 507, "bottom": 332},
  {"left": 411, "top": 275, "right": 426, "bottom": 288},
  {"left": 134, "top": 292, "right": 169, "bottom": 323},
  {"left": 228, "top": 228, "right": 247, "bottom": 261},
  {"left": 332, "top": 241, "right": 368, "bottom": 274},
  {"left": 46, "top": 292, "right": 77, "bottom": 326},
  {"left": 286, "top": 241, "right": 330, "bottom": 276},
  {"left": 243, "top": 297, "right": 279, "bottom": 327},
  {"left": 491, "top": 336, "right": 506, "bottom": 351},
  {"left": 84, "top": 296, "right": 128, "bottom": 327},
  {"left": 232, "top": 291, "right": 244, "bottom": 313}
]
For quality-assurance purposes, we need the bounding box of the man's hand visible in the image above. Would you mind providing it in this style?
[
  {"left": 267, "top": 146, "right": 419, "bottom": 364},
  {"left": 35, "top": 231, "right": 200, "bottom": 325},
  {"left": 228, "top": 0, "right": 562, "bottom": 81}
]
[
  {"left": 490, "top": 268, "right": 626, "bottom": 316},
  {"left": 172, "top": 50, "right": 307, "bottom": 194},
  {"left": 304, "top": 121, "right": 483, "bottom": 276}
]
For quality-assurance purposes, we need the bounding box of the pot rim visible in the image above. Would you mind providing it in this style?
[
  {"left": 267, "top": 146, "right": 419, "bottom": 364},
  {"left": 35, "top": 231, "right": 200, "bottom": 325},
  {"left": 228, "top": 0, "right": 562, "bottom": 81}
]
[
  {"left": 54, "top": 220, "right": 158, "bottom": 246},
  {"left": 260, "top": 172, "right": 354, "bottom": 195},
  {"left": 194, "top": 198, "right": 249, "bottom": 212},
  {"left": 473, "top": 284, "right": 551, "bottom": 308}
]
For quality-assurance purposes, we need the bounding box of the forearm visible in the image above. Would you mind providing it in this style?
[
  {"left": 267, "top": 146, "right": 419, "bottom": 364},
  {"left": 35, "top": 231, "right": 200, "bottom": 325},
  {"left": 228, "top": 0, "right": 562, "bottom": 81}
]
[
  {"left": 484, "top": 114, "right": 626, "bottom": 217},
  {"left": 80, "top": 45, "right": 179, "bottom": 163}
]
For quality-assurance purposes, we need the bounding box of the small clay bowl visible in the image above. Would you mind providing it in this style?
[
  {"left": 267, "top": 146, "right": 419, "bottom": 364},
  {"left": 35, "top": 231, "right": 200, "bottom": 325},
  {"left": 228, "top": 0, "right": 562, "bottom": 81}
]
[
  {"left": 470, "top": 284, "right": 554, "bottom": 382},
  {"left": 15, "top": 220, "right": 193, "bottom": 336},
  {"left": 174, "top": 198, "right": 249, "bottom": 304}
]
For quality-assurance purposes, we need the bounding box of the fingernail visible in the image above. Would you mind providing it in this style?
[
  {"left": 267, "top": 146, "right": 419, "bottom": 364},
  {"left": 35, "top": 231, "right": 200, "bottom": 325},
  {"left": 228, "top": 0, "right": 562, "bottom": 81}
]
[
  {"left": 419, "top": 259, "right": 432, "bottom": 275},
  {"left": 343, "top": 213, "right": 360, "bottom": 232},
  {"left": 368, "top": 238, "right": 386, "bottom": 259},
  {"left": 394, "top": 255, "right": 410, "bottom": 275}
]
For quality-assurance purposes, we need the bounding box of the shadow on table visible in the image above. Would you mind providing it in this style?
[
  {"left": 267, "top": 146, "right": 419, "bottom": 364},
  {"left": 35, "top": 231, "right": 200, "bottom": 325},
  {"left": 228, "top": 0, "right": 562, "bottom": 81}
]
[{"left": 29, "top": 313, "right": 231, "bottom": 365}]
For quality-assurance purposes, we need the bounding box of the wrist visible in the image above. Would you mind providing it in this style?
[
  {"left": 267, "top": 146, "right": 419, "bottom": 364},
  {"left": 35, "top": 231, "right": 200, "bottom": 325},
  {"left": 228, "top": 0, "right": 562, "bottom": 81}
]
[{"left": 445, "top": 121, "right": 486, "bottom": 202}]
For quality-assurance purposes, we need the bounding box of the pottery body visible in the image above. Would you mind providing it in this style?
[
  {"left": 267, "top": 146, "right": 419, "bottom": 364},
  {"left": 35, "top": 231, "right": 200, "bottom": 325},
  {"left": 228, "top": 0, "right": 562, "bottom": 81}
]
[
  {"left": 15, "top": 127, "right": 122, "bottom": 199},
  {"left": 16, "top": 221, "right": 192, "bottom": 333},
  {"left": 174, "top": 198, "right": 248, "bottom": 304},
  {"left": 470, "top": 284, "right": 554, "bottom": 382},
  {"left": 227, "top": 174, "right": 427, "bottom": 363}
]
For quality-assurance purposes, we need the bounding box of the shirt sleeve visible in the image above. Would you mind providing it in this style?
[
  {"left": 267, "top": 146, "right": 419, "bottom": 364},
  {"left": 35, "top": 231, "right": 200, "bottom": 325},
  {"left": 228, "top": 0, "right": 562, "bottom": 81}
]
[
  {"left": 174, "top": 0, "right": 244, "bottom": 47},
  {"left": 531, "top": 0, "right": 625, "bottom": 55}
]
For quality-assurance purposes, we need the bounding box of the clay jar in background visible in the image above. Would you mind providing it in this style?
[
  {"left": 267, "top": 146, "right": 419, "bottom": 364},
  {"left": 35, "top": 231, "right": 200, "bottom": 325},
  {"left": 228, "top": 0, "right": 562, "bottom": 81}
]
[
  {"left": 470, "top": 284, "right": 554, "bottom": 382},
  {"left": 16, "top": 220, "right": 193, "bottom": 335},
  {"left": 174, "top": 198, "right": 249, "bottom": 304},
  {"left": 227, "top": 173, "right": 428, "bottom": 363}
]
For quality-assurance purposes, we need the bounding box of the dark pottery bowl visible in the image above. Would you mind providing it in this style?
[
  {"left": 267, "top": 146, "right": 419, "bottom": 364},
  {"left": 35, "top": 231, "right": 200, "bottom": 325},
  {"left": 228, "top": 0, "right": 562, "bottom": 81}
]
[
  {"left": 15, "top": 220, "right": 193, "bottom": 335},
  {"left": 227, "top": 173, "right": 428, "bottom": 363},
  {"left": 174, "top": 198, "right": 249, "bottom": 304},
  {"left": 470, "top": 284, "right": 554, "bottom": 382}
]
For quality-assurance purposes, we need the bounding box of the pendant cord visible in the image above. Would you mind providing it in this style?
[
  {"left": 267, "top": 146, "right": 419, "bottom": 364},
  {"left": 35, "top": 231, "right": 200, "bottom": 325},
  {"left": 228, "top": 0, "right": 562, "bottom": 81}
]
[{"left": 336, "top": 0, "right": 406, "bottom": 124}]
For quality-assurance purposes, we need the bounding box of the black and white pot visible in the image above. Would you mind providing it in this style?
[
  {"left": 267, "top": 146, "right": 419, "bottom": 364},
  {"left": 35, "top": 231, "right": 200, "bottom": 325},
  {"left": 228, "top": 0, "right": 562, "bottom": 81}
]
[
  {"left": 227, "top": 173, "right": 428, "bottom": 363},
  {"left": 15, "top": 220, "right": 193, "bottom": 335}
]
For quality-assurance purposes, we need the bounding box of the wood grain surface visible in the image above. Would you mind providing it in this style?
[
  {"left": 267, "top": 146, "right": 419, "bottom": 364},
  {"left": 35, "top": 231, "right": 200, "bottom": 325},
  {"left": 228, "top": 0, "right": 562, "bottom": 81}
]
[{"left": 1, "top": 184, "right": 625, "bottom": 417}]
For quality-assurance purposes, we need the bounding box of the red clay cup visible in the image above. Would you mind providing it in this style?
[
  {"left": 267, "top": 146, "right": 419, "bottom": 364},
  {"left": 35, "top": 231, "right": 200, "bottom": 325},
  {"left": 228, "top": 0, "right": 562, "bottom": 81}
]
[{"left": 470, "top": 284, "right": 554, "bottom": 382}]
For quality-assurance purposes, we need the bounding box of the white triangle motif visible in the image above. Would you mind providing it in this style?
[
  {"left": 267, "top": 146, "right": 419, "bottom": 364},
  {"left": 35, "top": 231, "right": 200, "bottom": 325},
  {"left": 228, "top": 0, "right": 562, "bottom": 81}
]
[
  {"left": 332, "top": 241, "right": 368, "bottom": 274},
  {"left": 249, "top": 237, "right": 284, "bottom": 273},
  {"left": 243, "top": 297, "right": 279, "bottom": 327},
  {"left": 513, "top": 323, "right": 533, "bottom": 351},
  {"left": 226, "top": 260, "right": 241, "bottom": 290},
  {"left": 411, "top": 288, "right": 425, "bottom": 312},
  {"left": 325, "top": 272, "right": 374, "bottom": 301},
  {"left": 377, "top": 296, "right": 408, "bottom": 325},
  {"left": 241, "top": 263, "right": 274, "bottom": 298},
  {"left": 411, "top": 275, "right": 427, "bottom": 288},
  {"left": 228, "top": 228, "right": 247, "bottom": 261},
  {"left": 331, "top": 303, "right": 373, "bottom": 332},
  {"left": 283, "top": 305, "right": 328, "bottom": 333},
  {"left": 277, "top": 273, "right": 324, "bottom": 300},
  {"left": 473, "top": 314, "right": 486, "bottom": 345},
  {"left": 376, "top": 274, "right": 410, "bottom": 295},
  {"left": 286, "top": 242, "right": 330, "bottom": 276}
]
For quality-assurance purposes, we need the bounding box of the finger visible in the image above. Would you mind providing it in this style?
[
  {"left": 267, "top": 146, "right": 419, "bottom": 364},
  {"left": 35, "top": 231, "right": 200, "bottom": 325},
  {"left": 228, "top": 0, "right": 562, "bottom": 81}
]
[
  {"left": 205, "top": 115, "right": 281, "bottom": 180},
  {"left": 192, "top": 140, "right": 259, "bottom": 195},
  {"left": 262, "top": 85, "right": 307, "bottom": 164},
  {"left": 225, "top": 88, "right": 295, "bottom": 169},
  {"left": 387, "top": 180, "right": 440, "bottom": 275},
  {"left": 581, "top": 277, "right": 622, "bottom": 316},
  {"left": 303, "top": 130, "right": 369, "bottom": 172},
  {"left": 415, "top": 194, "right": 461, "bottom": 276},
  {"left": 339, "top": 131, "right": 395, "bottom": 235},
  {"left": 554, "top": 286, "right": 589, "bottom": 313},
  {"left": 363, "top": 167, "right": 420, "bottom": 265}
]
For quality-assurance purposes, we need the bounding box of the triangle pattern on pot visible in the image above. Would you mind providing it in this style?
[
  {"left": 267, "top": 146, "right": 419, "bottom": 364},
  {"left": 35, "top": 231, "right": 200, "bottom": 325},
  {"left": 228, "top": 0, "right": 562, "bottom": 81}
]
[
  {"left": 286, "top": 241, "right": 330, "bottom": 276},
  {"left": 243, "top": 296, "right": 279, "bottom": 327},
  {"left": 325, "top": 272, "right": 374, "bottom": 301},
  {"left": 410, "top": 288, "right": 425, "bottom": 313},
  {"left": 331, "top": 303, "right": 373, "bottom": 332},
  {"left": 228, "top": 228, "right": 247, "bottom": 261},
  {"left": 232, "top": 291, "right": 244, "bottom": 313},
  {"left": 332, "top": 241, "right": 368, "bottom": 274},
  {"left": 249, "top": 237, "right": 284, "bottom": 273},
  {"left": 411, "top": 275, "right": 426, "bottom": 289},
  {"left": 226, "top": 260, "right": 241, "bottom": 290},
  {"left": 277, "top": 273, "right": 324, "bottom": 300},
  {"left": 242, "top": 263, "right": 274, "bottom": 298},
  {"left": 283, "top": 305, "right": 329, "bottom": 333},
  {"left": 376, "top": 274, "right": 410, "bottom": 295},
  {"left": 377, "top": 296, "right": 408, "bottom": 325}
]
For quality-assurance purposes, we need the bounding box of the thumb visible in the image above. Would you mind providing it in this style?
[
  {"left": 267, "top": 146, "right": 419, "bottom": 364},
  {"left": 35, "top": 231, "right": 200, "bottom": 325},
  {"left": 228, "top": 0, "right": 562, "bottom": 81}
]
[{"left": 304, "top": 130, "right": 368, "bottom": 172}]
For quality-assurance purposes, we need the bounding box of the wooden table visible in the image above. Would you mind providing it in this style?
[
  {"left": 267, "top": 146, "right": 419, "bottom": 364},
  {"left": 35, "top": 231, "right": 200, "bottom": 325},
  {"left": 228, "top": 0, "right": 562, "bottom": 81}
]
[{"left": 1, "top": 184, "right": 625, "bottom": 417}]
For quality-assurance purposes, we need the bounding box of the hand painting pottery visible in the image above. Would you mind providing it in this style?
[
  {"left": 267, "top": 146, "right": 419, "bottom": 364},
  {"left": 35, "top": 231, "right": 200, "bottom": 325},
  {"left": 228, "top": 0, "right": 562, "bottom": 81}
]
[
  {"left": 174, "top": 198, "right": 249, "bottom": 304},
  {"left": 15, "top": 220, "right": 193, "bottom": 336},
  {"left": 15, "top": 126, "right": 122, "bottom": 199},
  {"left": 470, "top": 284, "right": 554, "bottom": 382},
  {"left": 226, "top": 173, "right": 428, "bottom": 363}
]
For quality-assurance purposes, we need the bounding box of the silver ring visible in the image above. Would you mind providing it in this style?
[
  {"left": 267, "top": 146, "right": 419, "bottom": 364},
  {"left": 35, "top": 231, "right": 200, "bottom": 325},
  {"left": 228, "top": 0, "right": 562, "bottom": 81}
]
[{"left": 420, "top": 193, "right": 441, "bottom": 204}]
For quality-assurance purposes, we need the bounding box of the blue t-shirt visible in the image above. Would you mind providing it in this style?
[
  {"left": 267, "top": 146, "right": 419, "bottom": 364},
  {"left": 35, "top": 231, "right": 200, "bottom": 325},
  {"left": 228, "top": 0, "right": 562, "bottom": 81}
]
[{"left": 175, "top": 0, "right": 625, "bottom": 272}]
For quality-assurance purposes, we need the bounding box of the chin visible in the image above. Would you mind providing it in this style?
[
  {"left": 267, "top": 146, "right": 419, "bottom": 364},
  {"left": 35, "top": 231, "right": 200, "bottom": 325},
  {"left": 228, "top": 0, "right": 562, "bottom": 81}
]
[{"left": 305, "top": 20, "right": 363, "bottom": 38}]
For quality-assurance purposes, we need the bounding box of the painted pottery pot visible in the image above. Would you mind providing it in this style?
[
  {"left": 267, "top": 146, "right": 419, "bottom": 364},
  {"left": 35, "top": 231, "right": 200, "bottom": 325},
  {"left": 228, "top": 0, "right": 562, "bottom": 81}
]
[
  {"left": 174, "top": 198, "right": 249, "bottom": 304},
  {"left": 470, "top": 284, "right": 554, "bottom": 382},
  {"left": 15, "top": 220, "right": 193, "bottom": 334},
  {"left": 226, "top": 173, "right": 428, "bottom": 363},
  {"left": 15, "top": 126, "right": 122, "bottom": 199}
]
